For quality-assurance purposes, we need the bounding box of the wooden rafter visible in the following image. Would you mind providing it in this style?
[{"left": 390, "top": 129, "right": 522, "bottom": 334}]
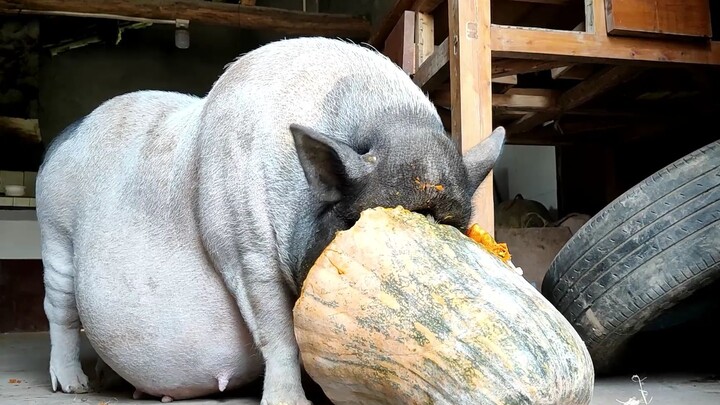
[
  {"left": 507, "top": 65, "right": 643, "bottom": 133},
  {"left": 0, "top": 0, "right": 371, "bottom": 37}
]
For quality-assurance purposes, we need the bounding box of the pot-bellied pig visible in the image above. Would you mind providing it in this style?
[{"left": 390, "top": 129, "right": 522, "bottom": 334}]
[{"left": 36, "top": 36, "right": 505, "bottom": 404}]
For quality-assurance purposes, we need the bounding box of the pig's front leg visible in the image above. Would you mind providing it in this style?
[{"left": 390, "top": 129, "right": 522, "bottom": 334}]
[{"left": 222, "top": 249, "right": 311, "bottom": 405}]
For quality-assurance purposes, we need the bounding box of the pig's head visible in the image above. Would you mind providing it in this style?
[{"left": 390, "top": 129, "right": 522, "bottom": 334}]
[{"left": 290, "top": 118, "right": 505, "bottom": 278}]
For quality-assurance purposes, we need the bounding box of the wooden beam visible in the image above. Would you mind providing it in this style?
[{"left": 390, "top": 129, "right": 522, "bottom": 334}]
[
  {"left": 448, "top": 0, "right": 495, "bottom": 235},
  {"left": 0, "top": 117, "right": 41, "bottom": 143},
  {"left": 491, "top": 24, "right": 720, "bottom": 66},
  {"left": 493, "top": 88, "right": 559, "bottom": 112},
  {"left": 384, "top": 10, "right": 416, "bottom": 74},
  {"left": 492, "top": 75, "right": 517, "bottom": 93},
  {"left": 551, "top": 64, "right": 596, "bottom": 80},
  {"left": 0, "top": 0, "right": 371, "bottom": 37},
  {"left": 412, "top": 36, "right": 449, "bottom": 91},
  {"left": 508, "top": 65, "right": 642, "bottom": 133},
  {"left": 368, "top": 0, "right": 417, "bottom": 48},
  {"left": 415, "top": 11, "right": 434, "bottom": 67},
  {"left": 492, "top": 58, "right": 568, "bottom": 78},
  {"left": 432, "top": 88, "right": 560, "bottom": 112}
]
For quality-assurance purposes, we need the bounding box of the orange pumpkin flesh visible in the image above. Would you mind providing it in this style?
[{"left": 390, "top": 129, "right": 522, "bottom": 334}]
[{"left": 293, "top": 206, "right": 594, "bottom": 405}]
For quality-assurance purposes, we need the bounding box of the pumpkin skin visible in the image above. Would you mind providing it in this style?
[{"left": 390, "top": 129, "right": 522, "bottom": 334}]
[{"left": 293, "top": 206, "right": 594, "bottom": 405}]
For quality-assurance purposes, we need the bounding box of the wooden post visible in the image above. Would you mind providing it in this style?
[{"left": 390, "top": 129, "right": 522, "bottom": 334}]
[
  {"left": 448, "top": 0, "right": 495, "bottom": 235},
  {"left": 414, "top": 11, "right": 434, "bottom": 68}
]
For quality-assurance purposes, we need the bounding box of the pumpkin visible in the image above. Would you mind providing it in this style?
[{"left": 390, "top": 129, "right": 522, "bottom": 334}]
[{"left": 293, "top": 206, "right": 594, "bottom": 405}]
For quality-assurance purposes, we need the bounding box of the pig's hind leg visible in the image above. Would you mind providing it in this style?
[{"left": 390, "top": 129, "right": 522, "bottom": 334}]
[{"left": 41, "top": 229, "right": 91, "bottom": 394}]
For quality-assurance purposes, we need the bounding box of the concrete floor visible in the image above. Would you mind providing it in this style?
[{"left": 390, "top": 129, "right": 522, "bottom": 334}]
[{"left": 1, "top": 332, "right": 719, "bottom": 404}]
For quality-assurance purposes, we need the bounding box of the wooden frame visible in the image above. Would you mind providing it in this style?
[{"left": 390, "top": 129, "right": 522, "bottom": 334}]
[
  {"left": 0, "top": 0, "right": 371, "bottom": 37},
  {"left": 370, "top": 0, "right": 720, "bottom": 235}
]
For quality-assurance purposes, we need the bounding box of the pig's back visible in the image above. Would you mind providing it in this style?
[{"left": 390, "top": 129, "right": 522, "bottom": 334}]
[{"left": 36, "top": 90, "right": 202, "bottom": 235}]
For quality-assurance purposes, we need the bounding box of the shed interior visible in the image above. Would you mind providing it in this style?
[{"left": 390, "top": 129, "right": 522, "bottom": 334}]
[{"left": 0, "top": 0, "right": 719, "bottom": 403}]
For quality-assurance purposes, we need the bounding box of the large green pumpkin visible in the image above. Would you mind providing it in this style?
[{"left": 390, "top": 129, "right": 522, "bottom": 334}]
[{"left": 293, "top": 206, "right": 594, "bottom": 405}]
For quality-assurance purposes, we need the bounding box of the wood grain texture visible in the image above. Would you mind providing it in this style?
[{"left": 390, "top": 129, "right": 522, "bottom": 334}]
[
  {"left": 491, "top": 24, "right": 720, "bottom": 65},
  {"left": 508, "top": 65, "right": 641, "bottom": 133},
  {"left": 0, "top": 0, "right": 371, "bottom": 37},
  {"left": 448, "top": 0, "right": 495, "bottom": 235},
  {"left": 412, "top": 36, "right": 449, "bottom": 91},
  {"left": 293, "top": 206, "right": 595, "bottom": 405},
  {"left": 383, "top": 10, "right": 416, "bottom": 74},
  {"left": 605, "top": 0, "right": 712, "bottom": 40}
]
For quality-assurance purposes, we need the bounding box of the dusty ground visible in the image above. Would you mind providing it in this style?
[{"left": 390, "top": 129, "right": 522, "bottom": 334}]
[{"left": 1, "top": 332, "right": 718, "bottom": 404}]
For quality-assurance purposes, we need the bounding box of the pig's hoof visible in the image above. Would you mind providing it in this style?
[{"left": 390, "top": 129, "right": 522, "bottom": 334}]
[
  {"left": 49, "top": 364, "right": 91, "bottom": 394},
  {"left": 161, "top": 395, "right": 174, "bottom": 403}
]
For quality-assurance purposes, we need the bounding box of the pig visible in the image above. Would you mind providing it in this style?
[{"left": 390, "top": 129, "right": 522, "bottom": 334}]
[{"left": 36, "top": 36, "right": 505, "bottom": 404}]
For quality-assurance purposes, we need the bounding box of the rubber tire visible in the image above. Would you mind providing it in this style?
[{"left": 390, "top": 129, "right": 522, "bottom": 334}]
[{"left": 541, "top": 139, "right": 720, "bottom": 374}]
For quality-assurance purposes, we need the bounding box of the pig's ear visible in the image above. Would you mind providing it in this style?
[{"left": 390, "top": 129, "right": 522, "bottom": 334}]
[
  {"left": 462, "top": 126, "right": 506, "bottom": 192},
  {"left": 290, "top": 124, "right": 363, "bottom": 204}
]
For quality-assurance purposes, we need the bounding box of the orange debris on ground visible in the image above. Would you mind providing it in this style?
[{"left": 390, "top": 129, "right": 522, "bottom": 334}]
[
  {"left": 8, "top": 378, "right": 21, "bottom": 384},
  {"left": 466, "top": 223, "right": 512, "bottom": 263}
]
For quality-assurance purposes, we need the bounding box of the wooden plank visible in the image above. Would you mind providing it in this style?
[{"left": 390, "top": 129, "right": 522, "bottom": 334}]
[
  {"left": 508, "top": 65, "right": 641, "bottom": 133},
  {"left": 448, "top": 0, "right": 495, "bottom": 235},
  {"left": 0, "top": 0, "right": 371, "bottom": 37},
  {"left": 0, "top": 117, "right": 41, "bottom": 143},
  {"left": 368, "top": 0, "right": 417, "bottom": 48},
  {"left": 491, "top": 24, "right": 720, "bottom": 66},
  {"left": 384, "top": 10, "right": 416, "bottom": 74},
  {"left": 433, "top": 88, "right": 551, "bottom": 110},
  {"left": 549, "top": 22, "right": 592, "bottom": 79},
  {"left": 415, "top": 11, "right": 434, "bottom": 67},
  {"left": 493, "top": 88, "right": 560, "bottom": 112},
  {"left": 492, "top": 75, "right": 517, "bottom": 93},
  {"left": 412, "top": 36, "right": 449, "bottom": 91},
  {"left": 432, "top": 88, "right": 559, "bottom": 111},
  {"left": 551, "top": 64, "right": 595, "bottom": 80},
  {"left": 605, "top": 0, "right": 712, "bottom": 40},
  {"left": 492, "top": 58, "right": 569, "bottom": 77}
]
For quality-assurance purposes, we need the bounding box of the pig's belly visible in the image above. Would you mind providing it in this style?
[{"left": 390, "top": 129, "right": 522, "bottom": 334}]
[{"left": 74, "top": 250, "right": 264, "bottom": 400}]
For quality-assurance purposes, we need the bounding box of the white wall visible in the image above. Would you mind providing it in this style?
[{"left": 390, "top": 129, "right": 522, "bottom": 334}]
[
  {"left": 0, "top": 210, "right": 41, "bottom": 259},
  {"left": 494, "top": 145, "right": 557, "bottom": 211}
]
